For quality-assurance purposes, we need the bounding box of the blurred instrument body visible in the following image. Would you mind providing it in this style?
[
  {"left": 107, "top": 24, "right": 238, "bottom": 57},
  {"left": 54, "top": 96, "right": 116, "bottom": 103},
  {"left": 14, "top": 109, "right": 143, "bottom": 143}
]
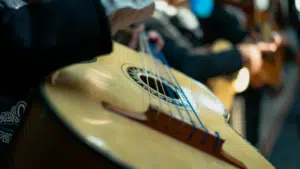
[
  {"left": 207, "top": 40, "right": 250, "bottom": 111},
  {"left": 249, "top": 0, "right": 285, "bottom": 89},
  {"left": 216, "top": 0, "right": 285, "bottom": 89},
  {"left": 6, "top": 42, "right": 274, "bottom": 169}
]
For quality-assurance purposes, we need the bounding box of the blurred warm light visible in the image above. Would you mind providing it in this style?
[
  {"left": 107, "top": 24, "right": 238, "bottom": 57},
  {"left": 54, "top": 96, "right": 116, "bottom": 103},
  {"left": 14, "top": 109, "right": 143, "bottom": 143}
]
[
  {"left": 296, "top": 0, "right": 300, "bottom": 12},
  {"left": 191, "top": 80, "right": 226, "bottom": 115},
  {"left": 155, "top": 0, "right": 178, "bottom": 16},
  {"left": 83, "top": 118, "right": 111, "bottom": 125},
  {"left": 254, "top": 0, "right": 270, "bottom": 11},
  {"left": 234, "top": 68, "right": 250, "bottom": 93},
  {"left": 87, "top": 136, "right": 106, "bottom": 148}
]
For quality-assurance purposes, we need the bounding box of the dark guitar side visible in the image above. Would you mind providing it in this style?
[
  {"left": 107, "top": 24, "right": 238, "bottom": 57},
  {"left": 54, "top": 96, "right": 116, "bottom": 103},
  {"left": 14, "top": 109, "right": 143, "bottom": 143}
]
[{"left": 4, "top": 91, "right": 131, "bottom": 169}]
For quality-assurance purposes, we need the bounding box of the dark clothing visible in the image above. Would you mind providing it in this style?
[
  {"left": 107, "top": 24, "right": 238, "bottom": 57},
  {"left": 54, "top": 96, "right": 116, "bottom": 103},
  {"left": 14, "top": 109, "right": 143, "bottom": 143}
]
[
  {"left": 0, "top": 0, "right": 112, "bottom": 88},
  {"left": 161, "top": 34, "right": 243, "bottom": 82},
  {"left": 197, "top": 4, "right": 248, "bottom": 45},
  {"left": 0, "top": 0, "right": 112, "bottom": 155},
  {"left": 145, "top": 10, "right": 243, "bottom": 83},
  {"left": 243, "top": 87, "right": 263, "bottom": 145}
]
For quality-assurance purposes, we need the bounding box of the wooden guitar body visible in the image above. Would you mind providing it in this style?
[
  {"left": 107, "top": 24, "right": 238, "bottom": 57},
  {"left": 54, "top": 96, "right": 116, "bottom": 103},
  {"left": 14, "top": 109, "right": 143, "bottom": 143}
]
[
  {"left": 6, "top": 43, "right": 273, "bottom": 169},
  {"left": 249, "top": 23, "right": 284, "bottom": 89},
  {"left": 207, "top": 40, "right": 250, "bottom": 111}
]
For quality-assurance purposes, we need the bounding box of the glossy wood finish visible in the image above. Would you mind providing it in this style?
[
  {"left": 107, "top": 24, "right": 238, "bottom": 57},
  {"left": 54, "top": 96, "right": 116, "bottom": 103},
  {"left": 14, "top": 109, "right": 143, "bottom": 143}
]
[{"left": 9, "top": 42, "right": 274, "bottom": 169}]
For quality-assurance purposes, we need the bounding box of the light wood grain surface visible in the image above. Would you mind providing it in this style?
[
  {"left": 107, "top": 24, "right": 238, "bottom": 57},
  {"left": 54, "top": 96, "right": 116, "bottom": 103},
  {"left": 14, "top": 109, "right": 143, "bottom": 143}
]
[{"left": 43, "top": 42, "right": 274, "bottom": 169}]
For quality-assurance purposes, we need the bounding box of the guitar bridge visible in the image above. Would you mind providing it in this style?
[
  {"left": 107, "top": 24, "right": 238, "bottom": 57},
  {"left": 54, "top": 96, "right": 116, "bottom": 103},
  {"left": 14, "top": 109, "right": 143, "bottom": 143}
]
[{"left": 127, "top": 108, "right": 247, "bottom": 169}]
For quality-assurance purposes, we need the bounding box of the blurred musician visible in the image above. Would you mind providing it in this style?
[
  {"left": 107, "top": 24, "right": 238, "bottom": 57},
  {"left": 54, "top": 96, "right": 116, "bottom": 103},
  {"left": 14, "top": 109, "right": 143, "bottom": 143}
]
[
  {"left": 122, "top": 0, "right": 279, "bottom": 83},
  {"left": 0, "top": 0, "right": 155, "bottom": 160}
]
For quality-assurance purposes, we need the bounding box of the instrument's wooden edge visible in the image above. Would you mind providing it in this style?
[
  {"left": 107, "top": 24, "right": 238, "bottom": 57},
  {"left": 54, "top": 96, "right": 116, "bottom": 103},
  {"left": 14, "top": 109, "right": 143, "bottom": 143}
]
[
  {"left": 39, "top": 82, "right": 246, "bottom": 169},
  {"left": 136, "top": 108, "right": 247, "bottom": 169},
  {"left": 38, "top": 85, "right": 135, "bottom": 169},
  {"left": 36, "top": 41, "right": 274, "bottom": 169}
]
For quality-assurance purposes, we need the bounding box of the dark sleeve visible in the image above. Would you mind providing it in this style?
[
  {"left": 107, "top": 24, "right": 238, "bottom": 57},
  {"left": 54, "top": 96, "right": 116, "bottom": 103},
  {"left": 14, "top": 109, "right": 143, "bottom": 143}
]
[
  {"left": 145, "top": 17, "right": 243, "bottom": 82},
  {"left": 0, "top": 0, "right": 112, "bottom": 87},
  {"left": 162, "top": 36, "right": 243, "bottom": 82},
  {"left": 198, "top": 4, "right": 248, "bottom": 44}
]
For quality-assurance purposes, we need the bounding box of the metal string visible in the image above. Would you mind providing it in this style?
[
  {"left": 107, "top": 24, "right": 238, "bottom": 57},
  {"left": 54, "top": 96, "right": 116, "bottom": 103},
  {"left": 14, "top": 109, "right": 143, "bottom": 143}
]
[
  {"left": 138, "top": 34, "right": 152, "bottom": 106},
  {"left": 143, "top": 38, "right": 192, "bottom": 129},
  {"left": 148, "top": 42, "right": 220, "bottom": 144},
  {"left": 139, "top": 33, "right": 164, "bottom": 117},
  {"left": 149, "top": 43, "right": 207, "bottom": 130},
  {"left": 138, "top": 32, "right": 221, "bottom": 147},
  {"left": 146, "top": 41, "right": 199, "bottom": 136},
  {"left": 140, "top": 32, "right": 175, "bottom": 121}
]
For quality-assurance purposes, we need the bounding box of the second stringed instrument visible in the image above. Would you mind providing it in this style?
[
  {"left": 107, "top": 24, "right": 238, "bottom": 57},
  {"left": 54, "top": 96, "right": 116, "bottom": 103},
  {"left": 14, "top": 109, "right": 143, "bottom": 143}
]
[
  {"left": 214, "top": 0, "right": 284, "bottom": 90},
  {"left": 5, "top": 36, "right": 274, "bottom": 168},
  {"left": 206, "top": 39, "right": 250, "bottom": 112},
  {"left": 249, "top": 0, "right": 285, "bottom": 89}
]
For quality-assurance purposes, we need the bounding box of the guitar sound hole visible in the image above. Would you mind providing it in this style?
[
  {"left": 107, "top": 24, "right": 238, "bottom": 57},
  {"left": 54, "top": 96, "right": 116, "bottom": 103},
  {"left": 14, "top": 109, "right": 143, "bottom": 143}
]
[{"left": 139, "top": 75, "right": 180, "bottom": 100}]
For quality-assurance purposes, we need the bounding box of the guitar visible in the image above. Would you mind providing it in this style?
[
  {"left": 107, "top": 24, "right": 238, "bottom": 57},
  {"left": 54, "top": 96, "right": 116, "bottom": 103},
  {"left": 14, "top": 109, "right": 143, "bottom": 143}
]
[
  {"left": 248, "top": 0, "right": 285, "bottom": 89},
  {"left": 206, "top": 39, "right": 250, "bottom": 111},
  {"left": 6, "top": 42, "right": 274, "bottom": 169}
]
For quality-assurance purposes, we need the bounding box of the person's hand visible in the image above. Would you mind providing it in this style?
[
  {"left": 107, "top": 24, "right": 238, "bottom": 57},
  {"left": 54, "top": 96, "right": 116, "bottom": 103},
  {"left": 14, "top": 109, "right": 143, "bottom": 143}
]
[
  {"left": 128, "top": 25, "right": 165, "bottom": 51},
  {"left": 128, "top": 24, "right": 146, "bottom": 50},
  {"left": 272, "top": 32, "right": 286, "bottom": 47},
  {"left": 245, "top": 30, "right": 283, "bottom": 48},
  {"left": 147, "top": 30, "right": 165, "bottom": 51},
  {"left": 107, "top": 2, "right": 155, "bottom": 35},
  {"left": 237, "top": 42, "right": 277, "bottom": 74}
]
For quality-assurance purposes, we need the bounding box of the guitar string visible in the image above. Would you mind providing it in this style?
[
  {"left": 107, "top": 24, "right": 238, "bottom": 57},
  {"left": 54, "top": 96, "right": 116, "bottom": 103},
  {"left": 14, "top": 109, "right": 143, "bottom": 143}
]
[
  {"left": 144, "top": 40, "right": 189, "bottom": 131},
  {"left": 139, "top": 32, "right": 220, "bottom": 148},
  {"left": 154, "top": 49, "right": 209, "bottom": 131},
  {"left": 144, "top": 39, "right": 199, "bottom": 137},
  {"left": 150, "top": 48, "right": 188, "bottom": 131},
  {"left": 141, "top": 32, "right": 175, "bottom": 122},
  {"left": 150, "top": 58, "right": 188, "bottom": 128},
  {"left": 139, "top": 32, "right": 194, "bottom": 131},
  {"left": 147, "top": 42, "right": 199, "bottom": 137},
  {"left": 155, "top": 57, "right": 187, "bottom": 131},
  {"left": 138, "top": 33, "right": 152, "bottom": 107},
  {"left": 149, "top": 43, "right": 222, "bottom": 144},
  {"left": 141, "top": 32, "right": 186, "bottom": 125},
  {"left": 139, "top": 32, "right": 164, "bottom": 118}
]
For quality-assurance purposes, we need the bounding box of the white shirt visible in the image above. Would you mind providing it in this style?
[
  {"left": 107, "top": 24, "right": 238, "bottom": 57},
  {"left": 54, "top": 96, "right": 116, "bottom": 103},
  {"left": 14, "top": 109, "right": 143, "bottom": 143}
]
[
  {"left": 101, "top": 0, "right": 154, "bottom": 16},
  {"left": 1, "top": 0, "right": 154, "bottom": 13}
]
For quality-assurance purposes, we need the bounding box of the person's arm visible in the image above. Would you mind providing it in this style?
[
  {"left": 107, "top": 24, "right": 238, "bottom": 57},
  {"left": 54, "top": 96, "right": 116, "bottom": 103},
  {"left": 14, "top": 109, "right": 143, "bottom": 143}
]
[
  {"left": 144, "top": 17, "right": 244, "bottom": 81},
  {"left": 145, "top": 17, "right": 279, "bottom": 82},
  {"left": 161, "top": 36, "right": 243, "bottom": 82},
  {"left": 0, "top": 0, "right": 113, "bottom": 87}
]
